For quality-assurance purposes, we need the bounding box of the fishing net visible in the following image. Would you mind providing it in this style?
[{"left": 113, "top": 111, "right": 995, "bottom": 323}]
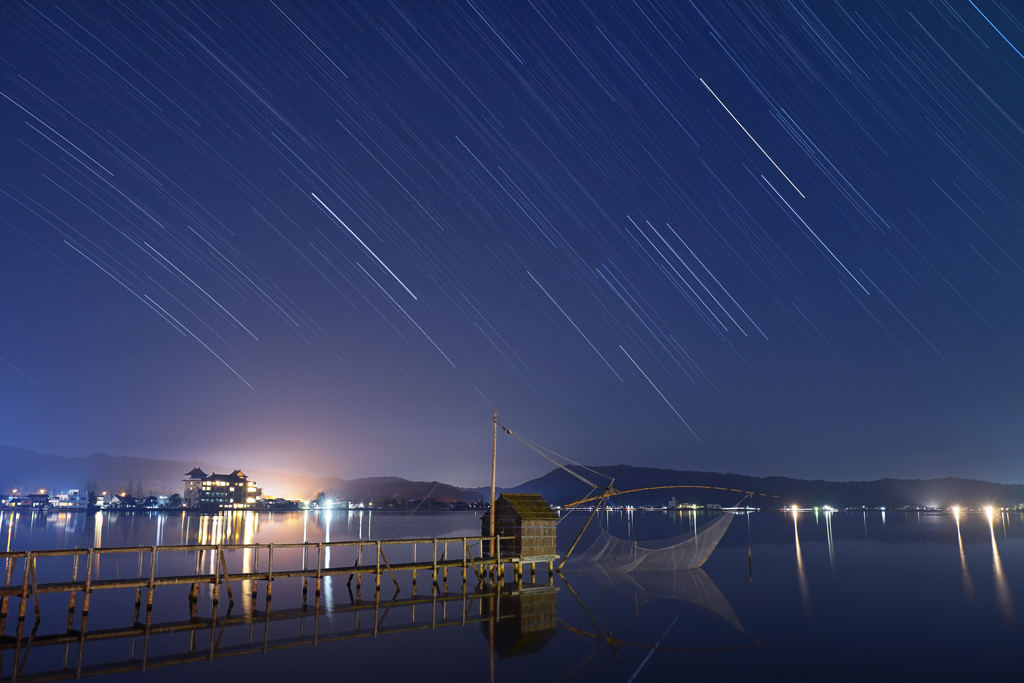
[{"left": 569, "top": 513, "right": 733, "bottom": 572}]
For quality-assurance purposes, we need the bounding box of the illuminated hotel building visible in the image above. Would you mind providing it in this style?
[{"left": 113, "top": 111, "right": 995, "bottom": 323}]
[{"left": 183, "top": 468, "right": 262, "bottom": 510}]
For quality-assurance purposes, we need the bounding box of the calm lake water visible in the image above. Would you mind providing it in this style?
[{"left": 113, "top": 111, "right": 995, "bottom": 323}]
[{"left": 1, "top": 507, "right": 1021, "bottom": 681}]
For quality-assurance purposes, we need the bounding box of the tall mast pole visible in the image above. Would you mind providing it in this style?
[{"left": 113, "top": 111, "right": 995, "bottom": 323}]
[{"left": 489, "top": 409, "right": 497, "bottom": 548}]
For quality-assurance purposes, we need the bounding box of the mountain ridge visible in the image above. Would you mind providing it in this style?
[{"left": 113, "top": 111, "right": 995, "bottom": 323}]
[
  {"left": 2, "top": 446, "right": 1021, "bottom": 508},
  {"left": 509, "top": 464, "right": 1024, "bottom": 508}
]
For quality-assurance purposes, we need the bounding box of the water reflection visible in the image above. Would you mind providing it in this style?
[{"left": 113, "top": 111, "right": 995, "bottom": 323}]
[
  {"left": 568, "top": 566, "right": 744, "bottom": 634},
  {"left": 3, "top": 508, "right": 1024, "bottom": 677},
  {"left": 824, "top": 509, "right": 835, "bottom": 573},
  {"left": 322, "top": 508, "right": 335, "bottom": 623},
  {"left": 953, "top": 507, "right": 975, "bottom": 603},
  {"left": 791, "top": 507, "right": 811, "bottom": 617},
  {"left": 4, "top": 512, "right": 14, "bottom": 552},
  {"left": 986, "top": 507, "right": 1014, "bottom": 626},
  {"left": 241, "top": 512, "right": 257, "bottom": 618}
]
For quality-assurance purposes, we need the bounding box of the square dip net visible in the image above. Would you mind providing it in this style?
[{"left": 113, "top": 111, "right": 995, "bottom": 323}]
[{"left": 567, "top": 512, "right": 732, "bottom": 572}]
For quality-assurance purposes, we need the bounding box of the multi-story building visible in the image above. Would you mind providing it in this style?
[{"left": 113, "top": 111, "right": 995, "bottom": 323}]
[
  {"left": 183, "top": 468, "right": 262, "bottom": 510},
  {"left": 50, "top": 489, "right": 89, "bottom": 510}
]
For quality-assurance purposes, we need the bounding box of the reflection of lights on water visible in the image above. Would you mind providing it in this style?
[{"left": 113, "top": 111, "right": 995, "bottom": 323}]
[
  {"left": 322, "top": 508, "right": 335, "bottom": 622},
  {"left": 93, "top": 511, "right": 103, "bottom": 548},
  {"left": 986, "top": 507, "right": 1014, "bottom": 625},
  {"left": 825, "top": 507, "right": 835, "bottom": 572},
  {"left": 792, "top": 506, "right": 812, "bottom": 616},
  {"left": 953, "top": 505, "right": 974, "bottom": 603},
  {"left": 5, "top": 512, "right": 15, "bottom": 552},
  {"left": 197, "top": 516, "right": 210, "bottom": 546},
  {"left": 241, "top": 511, "right": 256, "bottom": 618}
]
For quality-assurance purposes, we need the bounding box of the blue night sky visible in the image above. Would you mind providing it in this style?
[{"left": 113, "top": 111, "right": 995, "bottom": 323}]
[{"left": 2, "top": 2, "right": 1024, "bottom": 487}]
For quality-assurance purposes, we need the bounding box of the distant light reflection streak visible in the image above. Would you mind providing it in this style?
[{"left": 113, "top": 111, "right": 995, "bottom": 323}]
[
  {"left": 323, "top": 509, "right": 334, "bottom": 623},
  {"left": 986, "top": 507, "right": 1014, "bottom": 625},
  {"left": 825, "top": 509, "right": 835, "bottom": 573},
  {"left": 791, "top": 507, "right": 811, "bottom": 617},
  {"left": 242, "top": 511, "right": 256, "bottom": 618},
  {"left": 953, "top": 507, "right": 974, "bottom": 603}
]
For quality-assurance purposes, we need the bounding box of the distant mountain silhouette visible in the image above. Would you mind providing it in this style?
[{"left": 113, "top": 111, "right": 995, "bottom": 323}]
[
  {"left": 508, "top": 464, "right": 1024, "bottom": 508},
  {"left": 2, "top": 446, "right": 1021, "bottom": 508}
]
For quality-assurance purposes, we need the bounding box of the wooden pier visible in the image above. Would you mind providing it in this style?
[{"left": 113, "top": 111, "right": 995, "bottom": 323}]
[
  {"left": 0, "top": 535, "right": 559, "bottom": 681},
  {"left": 0, "top": 535, "right": 557, "bottom": 629}
]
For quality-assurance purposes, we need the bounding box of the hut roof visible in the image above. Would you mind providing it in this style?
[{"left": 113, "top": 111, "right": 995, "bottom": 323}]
[{"left": 498, "top": 493, "right": 558, "bottom": 520}]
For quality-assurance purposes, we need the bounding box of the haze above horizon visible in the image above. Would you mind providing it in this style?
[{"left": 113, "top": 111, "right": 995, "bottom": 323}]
[{"left": 3, "top": 2, "right": 1024, "bottom": 488}]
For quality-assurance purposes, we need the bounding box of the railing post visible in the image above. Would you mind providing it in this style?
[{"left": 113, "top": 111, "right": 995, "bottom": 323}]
[
  {"left": 442, "top": 539, "right": 448, "bottom": 591},
  {"left": 375, "top": 541, "right": 381, "bottom": 592},
  {"left": 412, "top": 542, "right": 418, "bottom": 595},
  {"left": 265, "top": 543, "right": 274, "bottom": 610},
  {"left": 301, "top": 543, "right": 308, "bottom": 607},
  {"left": 356, "top": 543, "right": 363, "bottom": 595},
  {"left": 315, "top": 543, "right": 323, "bottom": 606},
  {"left": 29, "top": 554, "right": 42, "bottom": 622},
  {"left": 83, "top": 548, "right": 94, "bottom": 617},
  {"left": 146, "top": 546, "right": 157, "bottom": 614},
  {"left": 66, "top": 550, "right": 81, "bottom": 631},
  {"left": 0, "top": 554, "right": 13, "bottom": 634},
  {"left": 134, "top": 548, "right": 144, "bottom": 622},
  {"left": 219, "top": 547, "right": 234, "bottom": 607},
  {"left": 18, "top": 551, "right": 31, "bottom": 624},
  {"left": 252, "top": 545, "right": 259, "bottom": 599},
  {"left": 432, "top": 538, "right": 438, "bottom": 592},
  {"left": 212, "top": 544, "right": 221, "bottom": 608}
]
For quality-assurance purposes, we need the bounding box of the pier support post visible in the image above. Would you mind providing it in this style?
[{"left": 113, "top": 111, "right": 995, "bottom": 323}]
[
  {"left": 134, "top": 549, "right": 144, "bottom": 622},
  {"left": 301, "top": 545, "right": 308, "bottom": 608},
  {"left": 146, "top": 546, "right": 157, "bottom": 615},
  {"left": 82, "top": 548, "right": 94, "bottom": 618},
  {"left": 1, "top": 553, "right": 16, "bottom": 634},
  {"left": 315, "top": 543, "right": 323, "bottom": 606},
  {"left": 375, "top": 541, "right": 381, "bottom": 592},
  {"left": 66, "top": 551, "right": 80, "bottom": 632},
  {"left": 265, "top": 544, "right": 274, "bottom": 611},
  {"left": 211, "top": 545, "right": 221, "bottom": 610},
  {"left": 18, "top": 552, "right": 31, "bottom": 625},
  {"left": 412, "top": 542, "right": 418, "bottom": 595}
]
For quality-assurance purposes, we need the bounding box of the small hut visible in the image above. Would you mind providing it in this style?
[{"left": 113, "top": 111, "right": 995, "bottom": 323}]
[{"left": 482, "top": 493, "right": 558, "bottom": 558}]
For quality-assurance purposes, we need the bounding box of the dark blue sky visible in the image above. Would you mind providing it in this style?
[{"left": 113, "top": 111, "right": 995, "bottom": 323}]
[{"left": 3, "top": 1, "right": 1024, "bottom": 487}]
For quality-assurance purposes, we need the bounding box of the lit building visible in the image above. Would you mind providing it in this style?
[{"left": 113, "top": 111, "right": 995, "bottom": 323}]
[
  {"left": 50, "top": 489, "right": 89, "bottom": 510},
  {"left": 183, "top": 468, "right": 262, "bottom": 510}
]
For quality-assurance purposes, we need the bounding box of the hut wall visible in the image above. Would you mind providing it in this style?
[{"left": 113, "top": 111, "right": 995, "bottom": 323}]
[{"left": 483, "top": 494, "right": 557, "bottom": 557}]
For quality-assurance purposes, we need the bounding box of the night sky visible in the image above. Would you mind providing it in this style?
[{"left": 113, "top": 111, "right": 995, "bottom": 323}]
[{"left": 3, "top": 2, "right": 1024, "bottom": 488}]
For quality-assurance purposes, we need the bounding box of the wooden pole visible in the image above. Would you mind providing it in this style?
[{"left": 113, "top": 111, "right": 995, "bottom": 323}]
[
  {"left": 146, "top": 546, "right": 157, "bottom": 614},
  {"left": 558, "top": 482, "right": 613, "bottom": 571},
  {"left": 66, "top": 551, "right": 80, "bottom": 631},
  {"left": 489, "top": 409, "right": 497, "bottom": 555}
]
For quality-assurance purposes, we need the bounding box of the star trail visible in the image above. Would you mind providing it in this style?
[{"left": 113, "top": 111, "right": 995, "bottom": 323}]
[{"left": 2, "top": 1, "right": 1024, "bottom": 486}]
